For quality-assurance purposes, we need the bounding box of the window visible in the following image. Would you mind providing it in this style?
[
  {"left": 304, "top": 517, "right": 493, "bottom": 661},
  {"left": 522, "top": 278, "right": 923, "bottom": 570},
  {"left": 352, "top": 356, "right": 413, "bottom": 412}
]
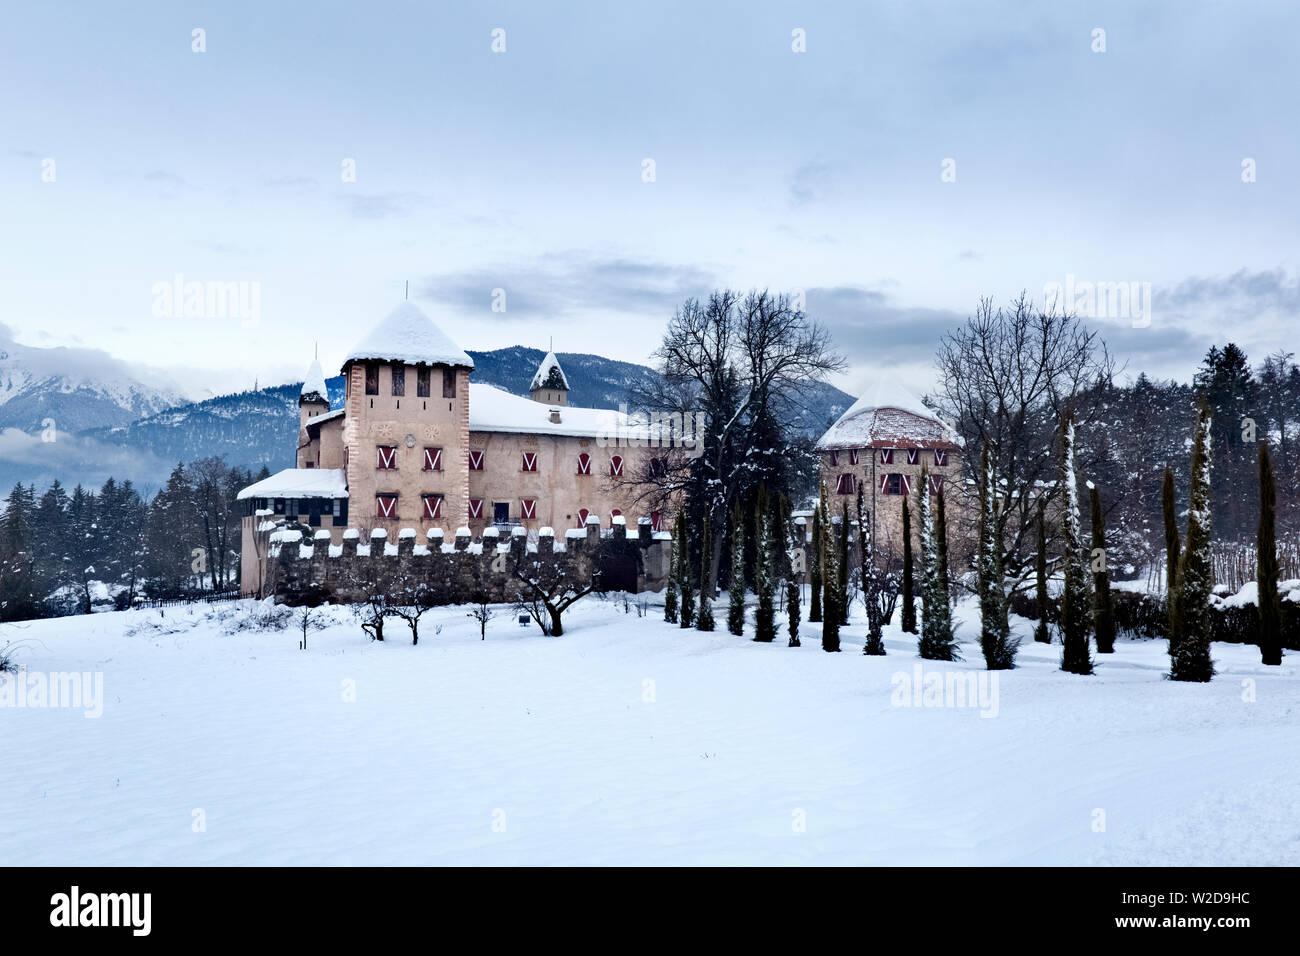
[
  {"left": 417, "top": 366, "right": 431, "bottom": 398},
  {"left": 521, "top": 452, "right": 537, "bottom": 472},
  {"left": 577, "top": 452, "right": 591, "bottom": 475},
  {"left": 609, "top": 455, "right": 624, "bottom": 477},
  {"left": 422, "top": 494, "right": 444, "bottom": 519},
  {"left": 468, "top": 498, "right": 484, "bottom": 519},
  {"left": 392, "top": 365, "right": 405, "bottom": 397},
  {"left": 376, "top": 494, "right": 398, "bottom": 518},
  {"left": 835, "top": 474, "right": 855, "bottom": 495},
  {"left": 907, "top": 448, "right": 920, "bottom": 465},
  {"left": 443, "top": 368, "right": 456, "bottom": 398},
  {"left": 273, "top": 497, "right": 285, "bottom": 515},
  {"left": 849, "top": 448, "right": 860, "bottom": 466},
  {"left": 493, "top": 501, "right": 510, "bottom": 523},
  {"left": 521, "top": 499, "right": 537, "bottom": 520},
  {"left": 577, "top": 508, "right": 590, "bottom": 527},
  {"left": 423, "top": 447, "right": 442, "bottom": 472},
  {"left": 650, "top": 511, "right": 663, "bottom": 532},
  {"left": 649, "top": 456, "right": 667, "bottom": 479},
  {"left": 365, "top": 363, "right": 379, "bottom": 395},
  {"left": 611, "top": 509, "right": 623, "bottom": 520},
  {"left": 934, "top": 449, "right": 949, "bottom": 467},
  {"left": 828, "top": 450, "right": 839, "bottom": 466},
  {"left": 879, "top": 448, "right": 894, "bottom": 465},
  {"left": 469, "top": 450, "right": 484, "bottom": 470},
  {"left": 377, "top": 445, "right": 397, "bottom": 470},
  {"left": 880, "top": 473, "right": 906, "bottom": 496},
  {"left": 930, "top": 475, "right": 944, "bottom": 496}
]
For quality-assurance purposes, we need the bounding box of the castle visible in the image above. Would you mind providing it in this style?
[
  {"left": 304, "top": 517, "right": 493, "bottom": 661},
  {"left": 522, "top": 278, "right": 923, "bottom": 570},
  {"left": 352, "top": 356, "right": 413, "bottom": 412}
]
[{"left": 238, "top": 303, "right": 668, "bottom": 595}]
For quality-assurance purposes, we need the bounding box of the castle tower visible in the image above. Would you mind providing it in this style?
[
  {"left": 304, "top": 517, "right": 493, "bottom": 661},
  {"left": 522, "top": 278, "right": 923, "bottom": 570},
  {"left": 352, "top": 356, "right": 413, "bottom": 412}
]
[
  {"left": 297, "top": 359, "right": 331, "bottom": 468},
  {"left": 340, "top": 303, "right": 474, "bottom": 532},
  {"left": 530, "top": 349, "right": 569, "bottom": 407}
]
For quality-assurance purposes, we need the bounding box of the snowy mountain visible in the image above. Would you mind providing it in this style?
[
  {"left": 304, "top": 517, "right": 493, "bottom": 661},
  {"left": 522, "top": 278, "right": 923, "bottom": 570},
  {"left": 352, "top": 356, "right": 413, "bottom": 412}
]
[
  {"left": 0, "top": 347, "right": 853, "bottom": 493},
  {"left": 0, "top": 336, "right": 186, "bottom": 434}
]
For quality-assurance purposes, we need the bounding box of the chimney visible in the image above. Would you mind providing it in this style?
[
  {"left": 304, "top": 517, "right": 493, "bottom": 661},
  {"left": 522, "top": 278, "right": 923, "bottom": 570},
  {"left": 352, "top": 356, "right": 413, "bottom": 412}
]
[{"left": 549, "top": 407, "right": 562, "bottom": 424}]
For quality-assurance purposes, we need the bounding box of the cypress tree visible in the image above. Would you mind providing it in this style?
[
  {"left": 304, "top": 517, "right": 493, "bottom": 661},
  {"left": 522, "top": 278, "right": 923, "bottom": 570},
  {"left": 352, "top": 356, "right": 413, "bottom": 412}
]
[
  {"left": 808, "top": 506, "right": 823, "bottom": 622},
  {"left": 1170, "top": 404, "right": 1214, "bottom": 682},
  {"left": 663, "top": 524, "right": 679, "bottom": 624},
  {"left": 837, "top": 501, "right": 850, "bottom": 625},
  {"left": 1258, "top": 443, "right": 1282, "bottom": 665},
  {"left": 1034, "top": 500, "right": 1051, "bottom": 643},
  {"left": 677, "top": 509, "right": 695, "bottom": 629},
  {"left": 696, "top": 513, "right": 715, "bottom": 631},
  {"left": 900, "top": 499, "right": 917, "bottom": 634},
  {"left": 727, "top": 501, "right": 745, "bottom": 636},
  {"left": 1089, "top": 483, "right": 1117, "bottom": 653},
  {"left": 936, "top": 483, "right": 951, "bottom": 607},
  {"left": 917, "top": 466, "right": 959, "bottom": 660},
  {"left": 978, "top": 443, "right": 1016, "bottom": 668},
  {"left": 820, "top": 487, "right": 840, "bottom": 652},
  {"left": 1161, "top": 465, "right": 1180, "bottom": 634},
  {"left": 1058, "top": 411, "right": 1095, "bottom": 675},
  {"left": 754, "top": 487, "right": 776, "bottom": 642}
]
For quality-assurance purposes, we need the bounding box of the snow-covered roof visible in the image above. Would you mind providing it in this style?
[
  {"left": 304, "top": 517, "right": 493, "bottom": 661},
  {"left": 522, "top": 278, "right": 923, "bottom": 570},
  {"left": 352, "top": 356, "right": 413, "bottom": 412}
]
[
  {"left": 530, "top": 350, "right": 569, "bottom": 391},
  {"left": 305, "top": 407, "right": 345, "bottom": 428},
  {"left": 468, "top": 383, "right": 656, "bottom": 439},
  {"left": 300, "top": 359, "right": 329, "bottom": 404},
  {"left": 816, "top": 375, "right": 960, "bottom": 450},
  {"left": 344, "top": 303, "right": 474, "bottom": 369},
  {"left": 236, "top": 468, "right": 348, "bottom": 500}
]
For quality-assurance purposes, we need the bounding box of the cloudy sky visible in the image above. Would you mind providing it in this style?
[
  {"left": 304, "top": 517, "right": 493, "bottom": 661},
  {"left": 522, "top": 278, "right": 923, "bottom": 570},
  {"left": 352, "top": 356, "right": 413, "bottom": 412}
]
[{"left": 2, "top": 0, "right": 1297, "bottom": 399}]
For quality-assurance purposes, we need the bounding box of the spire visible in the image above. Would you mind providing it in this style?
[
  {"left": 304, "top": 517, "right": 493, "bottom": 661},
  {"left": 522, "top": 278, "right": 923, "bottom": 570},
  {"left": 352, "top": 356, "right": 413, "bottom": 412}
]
[
  {"left": 300, "top": 358, "right": 329, "bottom": 406},
  {"left": 529, "top": 346, "right": 570, "bottom": 406}
]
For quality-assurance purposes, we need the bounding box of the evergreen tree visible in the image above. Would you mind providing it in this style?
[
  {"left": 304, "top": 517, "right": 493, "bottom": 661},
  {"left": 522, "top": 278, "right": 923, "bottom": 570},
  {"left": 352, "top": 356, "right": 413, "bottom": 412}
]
[
  {"left": 727, "top": 501, "right": 745, "bottom": 636},
  {"left": 0, "top": 483, "right": 40, "bottom": 621},
  {"left": 1089, "top": 483, "right": 1117, "bottom": 654},
  {"left": 1058, "top": 412, "right": 1095, "bottom": 675},
  {"left": 754, "top": 487, "right": 776, "bottom": 642},
  {"left": 917, "top": 466, "right": 959, "bottom": 660},
  {"left": 1033, "top": 500, "right": 1051, "bottom": 643},
  {"left": 1170, "top": 404, "right": 1215, "bottom": 682},
  {"left": 837, "top": 502, "right": 850, "bottom": 625},
  {"left": 1161, "top": 465, "right": 1180, "bottom": 628},
  {"left": 677, "top": 508, "right": 695, "bottom": 629},
  {"left": 696, "top": 514, "right": 715, "bottom": 631},
  {"left": 935, "top": 484, "right": 951, "bottom": 609},
  {"left": 1258, "top": 443, "right": 1282, "bottom": 665},
  {"left": 663, "top": 525, "right": 679, "bottom": 623},
  {"left": 808, "top": 505, "right": 823, "bottom": 623},
  {"left": 819, "top": 485, "right": 840, "bottom": 652},
  {"left": 978, "top": 444, "right": 1016, "bottom": 668},
  {"left": 900, "top": 499, "right": 917, "bottom": 634}
]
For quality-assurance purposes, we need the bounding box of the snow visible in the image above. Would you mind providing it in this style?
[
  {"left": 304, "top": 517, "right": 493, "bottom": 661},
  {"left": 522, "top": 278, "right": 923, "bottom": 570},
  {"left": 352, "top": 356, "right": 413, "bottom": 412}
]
[
  {"left": 816, "top": 374, "right": 959, "bottom": 450},
  {"left": 305, "top": 407, "right": 345, "bottom": 427},
  {"left": 469, "top": 383, "right": 655, "bottom": 440},
  {"left": 3, "top": 595, "right": 1296, "bottom": 865},
  {"left": 300, "top": 359, "right": 329, "bottom": 404},
  {"left": 236, "top": 468, "right": 348, "bottom": 501},
  {"left": 529, "top": 350, "right": 570, "bottom": 391},
  {"left": 343, "top": 302, "right": 474, "bottom": 369}
]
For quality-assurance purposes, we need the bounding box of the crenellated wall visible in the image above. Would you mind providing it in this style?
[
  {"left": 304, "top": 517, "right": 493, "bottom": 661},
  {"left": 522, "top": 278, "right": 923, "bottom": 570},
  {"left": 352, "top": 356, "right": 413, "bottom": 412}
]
[{"left": 260, "top": 517, "right": 672, "bottom": 606}]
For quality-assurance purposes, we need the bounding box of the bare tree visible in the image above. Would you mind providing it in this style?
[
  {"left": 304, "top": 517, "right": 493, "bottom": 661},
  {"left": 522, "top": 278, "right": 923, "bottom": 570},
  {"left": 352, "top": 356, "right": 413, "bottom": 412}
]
[
  {"left": 468, "top": 591, "right": 495, "bottom": 639},
  {"left": 934, "top": 293, "right": 1116, "bottom": 596},
  {"left": 512, "top": 557, "right": 600, "bottom": 637}
]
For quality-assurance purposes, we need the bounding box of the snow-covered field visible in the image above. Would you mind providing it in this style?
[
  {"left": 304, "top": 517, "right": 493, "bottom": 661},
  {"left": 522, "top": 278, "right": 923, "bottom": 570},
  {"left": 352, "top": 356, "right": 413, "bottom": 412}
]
[{"left": 3, "top": 595, "right": 1297, "bottom": 866}]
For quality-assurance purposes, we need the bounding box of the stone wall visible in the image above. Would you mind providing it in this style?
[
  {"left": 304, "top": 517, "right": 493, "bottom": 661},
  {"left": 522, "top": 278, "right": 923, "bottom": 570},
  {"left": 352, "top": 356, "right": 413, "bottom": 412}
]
[{"left": 262, "top": 518, "right": 672, "bottom": 606}]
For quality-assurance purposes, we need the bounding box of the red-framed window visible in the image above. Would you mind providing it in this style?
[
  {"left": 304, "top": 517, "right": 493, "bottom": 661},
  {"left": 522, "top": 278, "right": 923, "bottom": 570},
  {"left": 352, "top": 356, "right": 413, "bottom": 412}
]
[
  {"left": 611, "top": 508, "right": 623, "bottom": 520},
  {"left": 423, "top": 447, "right": 442, "bottom": 471},
  {"left": 376, "top": 493, "right": 398, "bottom": 517},
  {"left": 934, "top": 449, "right": 949, "bottom": 467},
  {"left": 907, "top": 448, "right": 921, "bottom": 465},
  {"left": 468, "top": 498, "right": 483, "bottom": 519},
  {"left": 835, "top": 474, "right": 855, "bottom": 495},
  {"left": 521, "top": 498, "right": 537, "bottom": 520},
  {"left": 577, "top": 452, "right": 591, "bottom": 475},
  {"left": 422, "top": 494, "right": 444, "bottom": 519},
  {"left": 650, "top": 511, "right": 663, "bottom": 532},
  {"left": 879, "top": 448, "right": 894, "bottom": 465},
  {"left": 609, "top": 455, "right": 624, "bottom": 477},
  {"left": 468, "top": 450, "right": 484, "bottom": 471},
  {"left": 829, "top": 450, "right": 839, "bottom": 466},
  {"left": 849, "top": 448, "right": 860, "bottom": 466},
  {"left": 577, "top": 508, "right": 590, "bottom": 527},
  {"left": 879, "top": 473, "right": 906, "bottom": 496},
  {"left": 521, "top": 452, "right": 537, "bottom": 472},
  {"left": 930, "top": 475, "right": 944, "bottom": 496},
  {"left": 377, "top": 445, "right": 397, "bottom": 470}
]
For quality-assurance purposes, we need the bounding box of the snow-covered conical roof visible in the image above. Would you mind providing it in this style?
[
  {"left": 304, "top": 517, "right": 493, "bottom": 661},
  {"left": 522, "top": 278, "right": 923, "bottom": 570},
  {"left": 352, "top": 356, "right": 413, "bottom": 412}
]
[
  {"left": 816, "top": 374, "right": 960, "bottom": 449},
  {"left": 300, "top": 359, "right": 329, "bottom": 405},
  {"left": 530, "top": 350, "right": 569, "bottom": 391},
  {"left": 344, "top": 303, "right": 474, "bottom": 369}
]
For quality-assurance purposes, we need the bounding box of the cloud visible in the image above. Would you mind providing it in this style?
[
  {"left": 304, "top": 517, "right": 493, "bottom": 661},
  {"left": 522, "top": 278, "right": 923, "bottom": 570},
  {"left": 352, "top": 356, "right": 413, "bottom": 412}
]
[
  {"left": 788, "top": 160, "right": 833, "bottom": 206},
  {"left": 419, "top": 253, "right": 717, "bottom": 319},
  {"left": 0, "top": 323, "right": 185, "bottom": 395},
  {"left": 805, "top": 286, "right": 966, "bottom": 366},
  {"left": 338, "top": 191, "right": 430, "bottom": 219}
]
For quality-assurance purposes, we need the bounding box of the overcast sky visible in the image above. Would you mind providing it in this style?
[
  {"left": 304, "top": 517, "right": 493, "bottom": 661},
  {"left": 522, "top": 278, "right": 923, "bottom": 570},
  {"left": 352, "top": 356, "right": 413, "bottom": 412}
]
[{"left": 2, "top": 0, "right": 1297, "bottom": 399}]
